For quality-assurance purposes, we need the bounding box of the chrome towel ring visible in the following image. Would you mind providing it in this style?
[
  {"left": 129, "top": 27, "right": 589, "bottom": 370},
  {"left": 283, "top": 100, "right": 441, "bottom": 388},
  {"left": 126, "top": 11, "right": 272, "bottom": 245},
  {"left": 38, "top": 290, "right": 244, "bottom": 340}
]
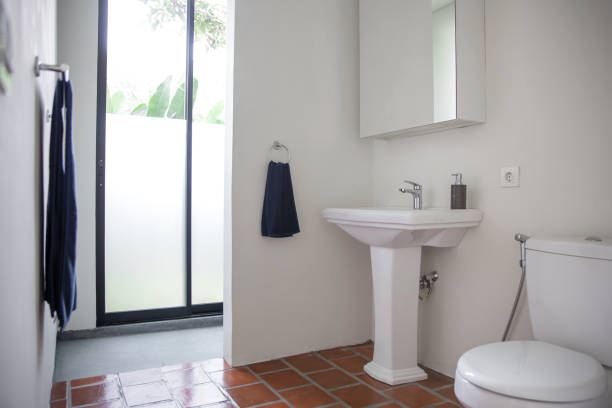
[{"left": 269, "top": 140, "right": 291, "bottom": 163}]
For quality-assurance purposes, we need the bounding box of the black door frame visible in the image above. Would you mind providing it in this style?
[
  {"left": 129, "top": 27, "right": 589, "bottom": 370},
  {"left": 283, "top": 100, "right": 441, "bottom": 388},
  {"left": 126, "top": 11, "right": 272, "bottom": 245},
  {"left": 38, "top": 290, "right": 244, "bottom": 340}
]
[{"left": 96, "top": 0, "right": 223, "bottom": 326}]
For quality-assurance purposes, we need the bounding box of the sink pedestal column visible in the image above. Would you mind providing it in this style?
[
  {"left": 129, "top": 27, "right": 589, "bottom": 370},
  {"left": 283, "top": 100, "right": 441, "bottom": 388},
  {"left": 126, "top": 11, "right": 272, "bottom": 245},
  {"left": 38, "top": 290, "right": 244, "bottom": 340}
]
[{"left": 364, "top": 246, "right": 428, "bottom": 385}]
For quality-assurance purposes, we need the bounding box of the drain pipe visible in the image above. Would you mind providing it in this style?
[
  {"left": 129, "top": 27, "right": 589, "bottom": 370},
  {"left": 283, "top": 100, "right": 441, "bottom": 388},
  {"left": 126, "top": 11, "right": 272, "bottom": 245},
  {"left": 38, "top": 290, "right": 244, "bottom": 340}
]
[
  {"left": 419, "top": 271, "right": 439, "bottom": 300},
  {"left": 502, "top": 233, "right": 530, "bottom": 341}
]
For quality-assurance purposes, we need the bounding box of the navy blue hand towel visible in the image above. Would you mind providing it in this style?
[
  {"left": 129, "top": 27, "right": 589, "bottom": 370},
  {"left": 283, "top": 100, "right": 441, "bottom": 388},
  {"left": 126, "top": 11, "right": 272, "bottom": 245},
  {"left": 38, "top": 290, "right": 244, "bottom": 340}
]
[
  {"left": 45, "top": 79, "right": 77, "bottom": 331},
  {"left": 261, "top": 161, "right": 300, "bottom": 237}
]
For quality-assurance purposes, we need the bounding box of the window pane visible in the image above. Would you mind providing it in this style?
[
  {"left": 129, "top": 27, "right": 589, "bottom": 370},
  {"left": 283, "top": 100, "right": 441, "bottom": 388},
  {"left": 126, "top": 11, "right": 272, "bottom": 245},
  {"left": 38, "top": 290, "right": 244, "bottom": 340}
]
[
  {"left": 191, "top": 0, "right": 227, "bottom": 305},
  {"left": 105, "top": 0, "right": 187, "bottom": 312}
]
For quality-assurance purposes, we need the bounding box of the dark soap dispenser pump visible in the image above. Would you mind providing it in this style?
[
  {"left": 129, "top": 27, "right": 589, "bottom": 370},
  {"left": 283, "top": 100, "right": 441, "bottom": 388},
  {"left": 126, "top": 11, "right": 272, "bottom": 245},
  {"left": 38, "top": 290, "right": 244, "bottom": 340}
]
[{"left": 451, "top": 173, "right": 466, "bottom": 209}]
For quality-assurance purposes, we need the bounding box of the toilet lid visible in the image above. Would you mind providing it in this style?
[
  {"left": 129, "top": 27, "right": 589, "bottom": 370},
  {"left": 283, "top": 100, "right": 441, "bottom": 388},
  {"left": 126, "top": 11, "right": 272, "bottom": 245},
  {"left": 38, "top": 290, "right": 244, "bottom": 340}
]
[{"left": 457, "top": 341, "right": 606, "bottom": 402}]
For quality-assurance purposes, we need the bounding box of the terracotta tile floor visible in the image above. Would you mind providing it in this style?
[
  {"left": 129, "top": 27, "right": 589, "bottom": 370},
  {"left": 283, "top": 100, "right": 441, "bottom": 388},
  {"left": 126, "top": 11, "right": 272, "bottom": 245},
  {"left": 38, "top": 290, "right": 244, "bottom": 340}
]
[{"left": 50, "top": 342, "right": 460, "bottom": 408}]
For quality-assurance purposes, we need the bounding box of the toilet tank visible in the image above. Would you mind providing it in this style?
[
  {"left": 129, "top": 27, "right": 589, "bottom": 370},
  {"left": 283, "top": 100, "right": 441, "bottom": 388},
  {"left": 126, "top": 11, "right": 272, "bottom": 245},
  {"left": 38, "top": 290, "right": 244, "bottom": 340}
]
[{"left": 526, "top": 237, "right": 612, "bottom": 367}]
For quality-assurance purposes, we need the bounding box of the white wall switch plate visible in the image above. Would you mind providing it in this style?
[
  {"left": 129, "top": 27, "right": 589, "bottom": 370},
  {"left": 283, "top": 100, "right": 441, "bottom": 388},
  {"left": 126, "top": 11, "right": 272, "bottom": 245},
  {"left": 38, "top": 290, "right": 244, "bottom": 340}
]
[{"left": 500, "top": 166, "right": 520, "bottom": 187}]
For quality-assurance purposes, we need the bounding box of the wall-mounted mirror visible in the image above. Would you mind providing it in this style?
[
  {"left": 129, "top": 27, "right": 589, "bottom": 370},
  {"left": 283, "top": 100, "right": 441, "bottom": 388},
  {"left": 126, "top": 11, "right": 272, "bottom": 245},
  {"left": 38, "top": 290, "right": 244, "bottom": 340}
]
[
  {"left": 360, "top": 0, "right": 485, "bottom": 138},
  {"left": 432, "top": 0, "right": 456, "bottom": 123}
]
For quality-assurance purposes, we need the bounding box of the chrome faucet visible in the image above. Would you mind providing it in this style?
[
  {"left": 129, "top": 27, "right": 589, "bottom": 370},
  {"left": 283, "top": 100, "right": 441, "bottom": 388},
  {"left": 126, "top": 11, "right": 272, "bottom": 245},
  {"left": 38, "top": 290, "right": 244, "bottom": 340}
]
[{"left": 399, "top": 180, "right": 422, "bottom": 210}]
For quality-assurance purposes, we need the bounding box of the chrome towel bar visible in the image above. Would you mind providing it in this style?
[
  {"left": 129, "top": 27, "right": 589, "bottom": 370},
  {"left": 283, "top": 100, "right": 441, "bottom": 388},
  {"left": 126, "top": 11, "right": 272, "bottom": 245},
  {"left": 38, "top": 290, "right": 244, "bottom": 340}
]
[{"left": 34, "top": 56, "right": 69, "bottom": 81}]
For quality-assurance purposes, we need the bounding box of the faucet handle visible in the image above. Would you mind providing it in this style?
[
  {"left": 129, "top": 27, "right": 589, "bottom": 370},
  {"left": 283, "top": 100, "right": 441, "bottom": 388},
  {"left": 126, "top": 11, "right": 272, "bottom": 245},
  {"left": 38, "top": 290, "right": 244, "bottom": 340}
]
[{"left": 403, "top": 180, "right": 422, "bottom": 190}]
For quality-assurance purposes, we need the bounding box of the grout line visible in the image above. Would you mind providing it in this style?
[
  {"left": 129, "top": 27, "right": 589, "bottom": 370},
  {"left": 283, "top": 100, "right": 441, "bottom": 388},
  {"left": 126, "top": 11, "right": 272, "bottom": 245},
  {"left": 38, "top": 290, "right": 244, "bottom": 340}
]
[
  {"left": 301, "top": 367, "right": 335, "bottom": 375},
  {"left": 322, "top": 353, "right": 358, "bottom": 362},
  {"left": 198, "top": 369, "right": 239, "bottom": 408},
  {"left": 318, "top": 348, "right": 357, "bottom": 359},
  {"left": 422, "top": 402, "right": 459, "bottom": 408},
  {"left": 208, "top": 363, "right": 262, "bottom": 391},
  {"left": 352, "top": 350, "right": 373, "bottom": 361},
  {"left": 163, "top": 366, "right": 212, "bottom": 390},
  {"left": 68, "top": 374, "right": 121, "bottom": 390},
  {"left": 243, "top": 364, "right": 296, "bottom": 407},
  {"left": 214, "top": 385, "right": 241, "bottom": 408},
  {"left": 246, "top": 402, "right": 282, "bottom": 408},
  {"left": 118, "top": 376, "right": 135, "bottom": 408},
  {"left": 312, "top": 352, "right": 410, "bottom": 408},
  {"left": 325, "top": 383, "right": 362, "bottom": 393},
  {"left": 222, "top": 380, "right": 267, "bottom": 390},
  {"left": 354, "top": 378, "right": 396, "bottom": 392},
  {"left": 279, "top": 358, "right": 351, "bottom": 408},
  {"left": 365, "top": 402, "right": 393, "bottom": 408},
  {"left": 353, "top": 373, "right": 397, "bottom": 392},
  {"left": 247, "top": 367, "right": 293, "bottom": 376},
  {"left": 222, "top": 380, "right": 261, "bottom": 390},
  {"left": 67, "top": 381, "right": 126, "bottom": 408},
  {"left": 271, "top": 384, "right": 312, "bottom": 393},
  {"left": 167, "top": 381, "right": 213, "bottom": 391},
  {"left": 406, "top": 379, "right": 457, "bottom": 405}
]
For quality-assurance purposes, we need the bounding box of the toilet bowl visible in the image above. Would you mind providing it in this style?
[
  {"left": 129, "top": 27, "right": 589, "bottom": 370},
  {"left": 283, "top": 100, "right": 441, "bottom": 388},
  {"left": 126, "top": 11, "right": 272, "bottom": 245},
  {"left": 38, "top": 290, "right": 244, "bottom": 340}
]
[
  {"left": 455, "top": 341, "right": 611, "bottom": 407},
  {"left": 454, "top": 237, "right": 612, "bottom": 408}
]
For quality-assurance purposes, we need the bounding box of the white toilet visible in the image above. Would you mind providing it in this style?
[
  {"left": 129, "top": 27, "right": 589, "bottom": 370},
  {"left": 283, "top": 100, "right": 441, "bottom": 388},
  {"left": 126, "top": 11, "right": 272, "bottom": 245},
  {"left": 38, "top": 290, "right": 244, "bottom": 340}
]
[{"left": 454, "top": 237, "right": 612, "bottom": 407}]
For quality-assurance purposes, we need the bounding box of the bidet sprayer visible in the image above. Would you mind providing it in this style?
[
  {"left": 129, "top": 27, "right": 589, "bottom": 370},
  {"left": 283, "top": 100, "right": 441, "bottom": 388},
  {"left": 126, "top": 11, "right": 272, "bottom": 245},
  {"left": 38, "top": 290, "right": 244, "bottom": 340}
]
[
  {"left": 515, "top": 233, "right": 530, "bottom": 243},
  {"left": 503, "top": 233, "right": 530, "bottom": 341}
]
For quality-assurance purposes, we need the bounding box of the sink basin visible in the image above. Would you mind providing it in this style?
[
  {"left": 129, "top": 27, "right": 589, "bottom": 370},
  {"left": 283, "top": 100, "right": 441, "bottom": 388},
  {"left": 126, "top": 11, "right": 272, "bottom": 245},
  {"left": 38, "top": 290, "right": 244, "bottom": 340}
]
[
  {"left": 322, "top": 207, "right": 483, "bottom": 247},
  {"left": 323, "top": 207, "right": 483, "bottom": 385}
]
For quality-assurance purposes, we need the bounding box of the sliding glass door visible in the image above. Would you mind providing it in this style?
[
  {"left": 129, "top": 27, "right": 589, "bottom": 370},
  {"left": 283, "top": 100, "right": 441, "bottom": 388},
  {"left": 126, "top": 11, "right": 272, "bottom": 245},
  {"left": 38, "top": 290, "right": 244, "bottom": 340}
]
[{"left": 96, "top": 0, "right": 225, "bottom": 325}]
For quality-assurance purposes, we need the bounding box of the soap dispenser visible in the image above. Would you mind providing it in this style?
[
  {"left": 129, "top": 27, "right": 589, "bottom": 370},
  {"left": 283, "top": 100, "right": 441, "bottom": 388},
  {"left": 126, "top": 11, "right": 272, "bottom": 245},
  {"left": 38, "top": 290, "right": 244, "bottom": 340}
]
[{"left": 451, "top": 173, "right": 466, "bottom": 209}]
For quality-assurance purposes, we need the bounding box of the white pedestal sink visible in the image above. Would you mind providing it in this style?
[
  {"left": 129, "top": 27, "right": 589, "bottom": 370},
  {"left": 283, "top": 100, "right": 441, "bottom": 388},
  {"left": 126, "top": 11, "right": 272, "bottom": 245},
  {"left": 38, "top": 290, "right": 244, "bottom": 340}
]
[{"left": 322, "top": 207, "right": 483, "bottom": 385}]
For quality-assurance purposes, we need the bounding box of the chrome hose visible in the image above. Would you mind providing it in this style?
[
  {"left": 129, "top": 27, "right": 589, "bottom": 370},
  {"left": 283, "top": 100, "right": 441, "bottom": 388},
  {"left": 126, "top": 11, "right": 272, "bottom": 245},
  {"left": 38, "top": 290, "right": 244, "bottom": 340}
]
[{"left": 502, "top": 233, "right": 530, "bottom": 342}]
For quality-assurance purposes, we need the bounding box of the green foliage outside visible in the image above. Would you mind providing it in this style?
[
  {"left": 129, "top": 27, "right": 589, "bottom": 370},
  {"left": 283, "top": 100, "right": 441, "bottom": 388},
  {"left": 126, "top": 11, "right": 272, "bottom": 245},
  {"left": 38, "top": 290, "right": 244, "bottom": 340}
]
[
  {"left": 107, "top": 76, "right": 223, "bottom": 123},
  {"left": 107, "top": 0, "right": 226, "bottom": 124},
  {"left": 140, "top": 0, "right": 225, "bottom": 50},
  {"left": 204, "top": 100, "right": 224, "bottom": 124}
]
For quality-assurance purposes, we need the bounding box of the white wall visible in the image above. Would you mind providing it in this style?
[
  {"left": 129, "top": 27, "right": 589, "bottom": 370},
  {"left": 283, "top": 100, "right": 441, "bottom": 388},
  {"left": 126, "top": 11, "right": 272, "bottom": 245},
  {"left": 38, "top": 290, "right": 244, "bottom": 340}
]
[
  {"left": 57, "top": 0, "right": 98, "bottom": 330},
  {"left": 0, "top": 0, "right": 58, "bottom": 405},
  {"left": 228, "top": 0, "right": 373, "bottom": 365},
  {"left": 373, "top": 0, "right": 612, "bottom": 376}
]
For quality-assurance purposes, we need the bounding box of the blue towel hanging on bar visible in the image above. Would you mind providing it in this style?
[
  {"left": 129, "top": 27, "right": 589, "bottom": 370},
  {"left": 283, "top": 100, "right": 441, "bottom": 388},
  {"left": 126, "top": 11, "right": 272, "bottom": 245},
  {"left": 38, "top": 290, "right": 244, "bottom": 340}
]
[
  {"left": 261, "top": 161, "right": 300, "bottom": 238},
  {"left": 44, "top": 79, "right": 77, "bottom": 331}
]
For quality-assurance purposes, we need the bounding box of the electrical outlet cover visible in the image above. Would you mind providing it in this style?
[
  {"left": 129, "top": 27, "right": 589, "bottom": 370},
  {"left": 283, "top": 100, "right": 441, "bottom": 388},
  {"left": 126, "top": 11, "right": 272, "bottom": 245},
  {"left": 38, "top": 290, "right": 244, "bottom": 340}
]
[{"left": 500, "top": 166, "right": 520, "bottom": 187}]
